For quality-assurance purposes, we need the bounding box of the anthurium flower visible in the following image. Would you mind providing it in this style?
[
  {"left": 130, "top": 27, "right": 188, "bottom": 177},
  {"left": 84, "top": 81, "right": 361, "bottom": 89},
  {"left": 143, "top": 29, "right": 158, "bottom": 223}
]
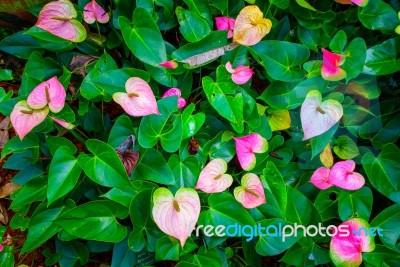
[
  {"left": 10, "top": 101, "right": 49, "bottom": 140},
  {"left": 50, "top": 117, "right": 74, "bottom": 130},
  {"left": 321, "top": 48, "right": 347, "bottom": 81},
  {"left": 195, "top": 158, "right": 233, "bottom": 193},
  {"left": 225, "top": 62, "right": 253, "bottom": 85},
  {"left": 83, "top": 0, "right": 109, "bottom": 24},
  {"left": 113, "top": 77, "right": 160, "bottom": 117},
  {"left": 36, "top": 0, "right": 87, "bottom": 42},
  {"left": 310, "top": 167, "right": 333, "bottom": 189},
  {"left": 234, "top": 173, "right": 266, "bottom": 209},
  {"left": 162, "top": 88, "right": 186, "bottom": 109},
  {"left": 152, "top": 187, "right": 200, "bottom": 247},
  {"left": 233, "top": 5, "right": 272, "bottom": 46},
  {"left": 159, "top": 61, "right": 178, "bottom": 69},
  {"left": 234, "top": 133, "right": 268, "bottom": 171},
  {"left": 334, "top": 0, "right": 369, "bottom": 7},
  {"left": 301, "top": 90, "right": 343, "bottom": 140},
  {"left": 27, "top": 76, "right": 66, "bottom": 113},
  {"left": 330, "top": 218, "right": 375, "bottom": 267},
  {"left": 215, "top": 16, "right": 235, "bottom": 38},
  {"left": 329, "top": 160, "right": 365, "bottom": 190}
]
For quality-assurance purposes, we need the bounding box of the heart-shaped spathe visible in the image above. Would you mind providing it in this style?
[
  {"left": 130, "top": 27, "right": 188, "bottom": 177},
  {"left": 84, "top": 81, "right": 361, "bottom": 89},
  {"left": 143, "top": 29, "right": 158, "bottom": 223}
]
[
  {"left": 113, "top": 77, "right": 160, "bottom": 117},
  {"left": 225, "top": 62, "right": 253, "bottom": 85},
  {"left": 301, "top": 90, "right": 343, "bottom": 140},
  {"left": 234, "top": 133, "right": 268, "bottom": 171},
  {"left": 233, "top": 5, "right": 272, "bottom": 46},
  {"left": 27, "top": 76, "right": 66, "bottom": 113},
  {"left": 334, "top": 0, "right": 369, "bottom": 7},
  {"left": 10, "top": 101, "right": 49, "bottom": 140},
  {"left": 215, "top": 16, "right": 235, "bottom": 38},
  {"left": 152, "top": 187, "right": 200, "bottom": 247},
  {"left": 35, "top": 0, "right": 87, "bottom": 42},
  {"left": 83, "top": 0, "right": 109, "bottom": 24},
  {"left": 310, "top": 160, "right": 365, "bottom": 190},
  {"left": 234, "top": 173, "right": 266, "bottom": 209},
  {"left": 195, "top": 158, "right": 233, "bottom": 193},
  {"left": 330, "top": 218, "right": 375, "bottom": 267},
  {"left": 162, "top": 88, "right": 186, "bottom": 109},
  {"left": 321, "top": 48, "right": 347, "bottom": 81}
]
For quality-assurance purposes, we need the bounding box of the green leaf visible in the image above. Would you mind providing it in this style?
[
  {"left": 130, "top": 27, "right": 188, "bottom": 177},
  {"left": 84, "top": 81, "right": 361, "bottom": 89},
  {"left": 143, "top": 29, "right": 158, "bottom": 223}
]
[
  {"left": 129, "top": 185, "right": 158, "bottom": 252},
  {"left": 108, "top": 115, "right": 135, "bottom": 149},
  {"left": 271, "top": 0, "right": 289, "bottom": 9},
  {"left": 0, "top": 30, "right": 43, "bottom": 59},
  {"left": 46, "top": 136, "right": 77, "bottom": 155},
  {"left": 202, "top": 131, "right": 235, "bottom": 162},
  {"left": 55, "top": 201, "right": 128, "bottom": 242},
  {"left": 371, "top": 204, "right": 400, "bottom": 251},
  {"left": 338, "top": 187, "right": 373, "bottom": 221},
  {"left": 297, "top": 27, "right": 330, "bottom": 52},
  {"left": 10, "top": 176, "right": 47, "bottom": 211},
  {"left": 358, "top": 0, "right": 399, "bottom": 31},
  {"left": 329, "top": 30, "right": 347, "bottom": 53},
  {"left": 262, "top": 162, "right": 287, "bottom": 217},
  {"left": 1, "top": 134, "right": 39, "bottom": 160},
  {"left": 363, "top": 38, "right": 400, "bottom": 76},
  {"left": 362, "top": 144, "right": 400, "bottom": 203},
  {"left": 78, "top": 139, "right": 131, "bottom": 189},
  {"left": 363, "top": 245, "right": 400, "bottom": 266},
  {"left": 132, "top": 148, "right": 175, "bottom": 185},
  {"left": 333, "top": 135, "right": 359, "bottom": 159},
  {"left": 138, "top": 97, "right": 183, "bottom": 153},
  {"left": 80, "top": 51, "right": 118, "bottom": 100},
  {"left": 285, "top": 187, "right": 313, "bottom": 225},
  {"left": 290, "top": 2, "right": 335, "bottom": 30},
  {"left": 0, "top": 69, "right": 13, "bottom": 81},
  {"left": 21, "top": 207, "right": 64, "bottom": 253},
  {"left": 202, "top": 67, "right": 243, "bottom": 128},
  {"left": 359, "top": 113, "right": 400, "bottom": 148},
  {"left": 47, "top": 147, "right": 82, "bottom": 205},
  {"left": 155, "top": 236, "right": 180, "bottom": 261},
  {"left": 172, "top": 31, "right": 228, "bottom": 67},
  {"left": 251, "top": 41, "right": 310, "bottom": 82},
  {"left": 183, "top": 0, "right": 212, "bottom": 25},
  {"left": 0, "top": 246, "right": 14, "bottom": 266},
  {"left": 56, "top": 240, "right": 89, "bottom": 266},
  {"left": 102, "top": 186, "right": 135, "bottom": 208},
  {"left": 119, "top": 9, "right": 167, "bottom": 66},
  {"left": 314, "top": 187, "right": 341, "bottom": 221},
  {"left": 256, "top": 218, "right": 301, "bottom": 256},
  {"left": 182, "top": 103, "right": 206, "bottom": 139},
  {"left": 199, "top": 192, "right": 256, "bottom": 228},
  {"left": 294, "top": 0, "right": 316, "bottom": 11},
  {"left": 311, "top": 123, "right": 339, "bottom": 159},
  {"left": 111, "top": 236, "right": 137, "bottom": 267},
  {"left": 282, "top": 242, "right": 330, "bottom": 266},
  {"left": 168, "top": 154, "right": 200, "bottom": 188},
  {"left": 342, "top": 38, "right": 367, "bottom": 81},
  {"left": 176, "top": 7, "right": 211, "bottom": 42}
]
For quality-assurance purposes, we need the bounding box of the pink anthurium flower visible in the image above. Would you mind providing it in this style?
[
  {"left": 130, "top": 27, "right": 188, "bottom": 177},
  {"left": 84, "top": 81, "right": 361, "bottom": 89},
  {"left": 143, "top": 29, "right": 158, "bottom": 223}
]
[
  {"left": 36, "top": 0, "right": 87, "bottom": 42},
  {"left": 310, "top": 167, "right": 333, "bottom": 189},
  {"left": 321, "top": 48, "right": 347, "bottom": 81},
  {"left": 83, "top": 0, "right": 109, "bottom": 24},
  {"left": 329, "top": 160, "right": 365, "bottom": 190},
  {"left": 152, "top": 187, "right": 200, "bottom": 247},
  {"left": 162, "top": 88, "right": 186, "bottom": 109},
  {"left": 234, "top": 133, "right": 268, "bottom": 171},
  {"left": 51, "top": 117, "right": 75, "bottom": 130},
  {"left": 27, "top": 76, "right": 66, "bottom": 113},
  {"left": 195, "top": 158, "right": 233, "bottom": 193},
  {"left": 330, "top": 218, "right": 375, "bottom": 267},
  {"left": 215, "top": 16, "right": 235, "bottom": 38},
  {"left": 10, "top": 101, "right": 49, "bottom": 140},
  {"left": 234, "top": 173, "right": 266, "bottom": 209},
  {"left": 159, "top": 61, "right": 178, "bottom": 69},
  {"left": 334, "top": 0, "right": 369, "bottom": 7},
  {"left": 225, "top": 62, "right": 253, "bottom": 85},
  {"left": 113, "top": 77, "right": 160, "bottom": 117},
  {"left": 301, "top": 90, "right": 343, "bottom": 140},
  {"left": 232, "top": 5, "right": 272, "bottom": 46}
]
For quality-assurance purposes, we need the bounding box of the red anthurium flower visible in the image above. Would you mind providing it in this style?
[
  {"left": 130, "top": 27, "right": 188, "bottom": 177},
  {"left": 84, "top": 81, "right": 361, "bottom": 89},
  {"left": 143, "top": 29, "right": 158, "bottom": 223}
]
[{"left": 321, "top": 48, "right": 347, "bottom": 81}]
